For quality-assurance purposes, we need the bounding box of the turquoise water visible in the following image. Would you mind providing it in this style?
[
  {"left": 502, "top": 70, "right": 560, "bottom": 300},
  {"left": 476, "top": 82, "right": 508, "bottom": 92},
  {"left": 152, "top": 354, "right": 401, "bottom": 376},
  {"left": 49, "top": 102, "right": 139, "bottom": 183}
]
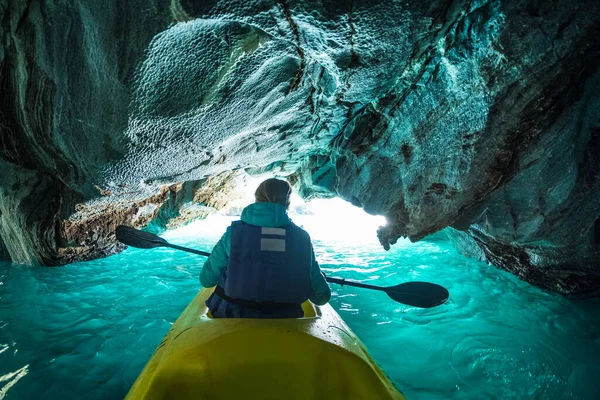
[{"left": 1, "top": 203, "right": 600, "bottom": 399}]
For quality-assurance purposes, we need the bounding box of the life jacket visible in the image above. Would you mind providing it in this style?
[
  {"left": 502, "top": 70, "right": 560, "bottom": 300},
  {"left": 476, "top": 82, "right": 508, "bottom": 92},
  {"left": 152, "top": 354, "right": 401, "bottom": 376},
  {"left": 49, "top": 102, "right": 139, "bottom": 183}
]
[{"left": 220, "top": 220, "right": 312, "bottom": 304}]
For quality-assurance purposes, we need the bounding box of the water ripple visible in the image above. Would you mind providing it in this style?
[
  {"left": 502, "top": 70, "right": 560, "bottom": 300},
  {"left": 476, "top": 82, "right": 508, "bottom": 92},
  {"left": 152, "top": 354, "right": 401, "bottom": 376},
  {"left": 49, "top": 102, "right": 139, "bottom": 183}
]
[{"left": 1, "top": 215, "right": 600, "bottom": 399}]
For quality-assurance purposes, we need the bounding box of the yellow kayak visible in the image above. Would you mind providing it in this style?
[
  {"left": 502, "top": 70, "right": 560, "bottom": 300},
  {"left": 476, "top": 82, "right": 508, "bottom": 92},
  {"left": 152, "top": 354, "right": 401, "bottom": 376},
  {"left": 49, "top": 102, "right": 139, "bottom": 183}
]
[{"left": 126, "top": 287, "right": 406, "bottom": 400}]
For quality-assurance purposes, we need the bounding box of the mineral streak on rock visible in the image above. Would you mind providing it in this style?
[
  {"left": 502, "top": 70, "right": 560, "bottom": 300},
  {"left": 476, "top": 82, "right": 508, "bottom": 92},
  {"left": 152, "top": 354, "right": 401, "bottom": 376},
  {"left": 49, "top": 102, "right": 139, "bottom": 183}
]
[{"left": 1, "top": 0, "right": 599, "bottom": 294}]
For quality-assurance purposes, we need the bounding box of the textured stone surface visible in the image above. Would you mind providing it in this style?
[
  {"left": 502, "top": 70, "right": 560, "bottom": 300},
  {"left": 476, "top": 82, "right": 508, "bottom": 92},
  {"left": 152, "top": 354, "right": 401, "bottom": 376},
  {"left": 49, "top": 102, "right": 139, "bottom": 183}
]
[
  {"left": 57, "top": 176, "right": 230, "bottom": 264},
  {"left": 1, "top": 0, "right": 172, "bottom": 264},
  {"left": 1, "top": 0, "right": 599, "bottom": 293},
  {"left": 0, "top": 159, "right": 69, "bottom": 264}
]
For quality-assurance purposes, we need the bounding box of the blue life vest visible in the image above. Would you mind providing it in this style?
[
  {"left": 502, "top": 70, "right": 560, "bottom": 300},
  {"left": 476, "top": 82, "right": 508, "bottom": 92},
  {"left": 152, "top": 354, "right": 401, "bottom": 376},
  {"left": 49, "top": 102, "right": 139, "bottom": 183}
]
[{"left": 220, "top": 220, "right": 312, "bottom": 304}]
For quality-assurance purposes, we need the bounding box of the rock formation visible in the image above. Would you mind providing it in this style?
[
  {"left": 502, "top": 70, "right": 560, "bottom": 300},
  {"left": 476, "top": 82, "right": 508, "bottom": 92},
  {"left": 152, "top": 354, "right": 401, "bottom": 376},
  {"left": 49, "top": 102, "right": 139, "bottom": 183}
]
[{"left": 1, "top": 0, "right": 599, "bottom": 294}]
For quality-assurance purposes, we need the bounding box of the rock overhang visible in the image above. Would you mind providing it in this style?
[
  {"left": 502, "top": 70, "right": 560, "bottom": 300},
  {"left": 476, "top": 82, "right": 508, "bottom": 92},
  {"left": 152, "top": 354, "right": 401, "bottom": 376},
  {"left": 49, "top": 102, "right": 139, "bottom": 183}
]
[{"left": 0, "top": 0, "right": 599, "bottom": 294}]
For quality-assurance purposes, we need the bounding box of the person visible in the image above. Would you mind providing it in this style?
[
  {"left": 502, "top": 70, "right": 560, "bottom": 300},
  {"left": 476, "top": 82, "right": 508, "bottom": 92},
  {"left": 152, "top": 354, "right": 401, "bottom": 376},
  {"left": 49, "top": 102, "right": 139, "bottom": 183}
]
[{"left": 199, "top": 178, "right": 331, "bottom": 318}]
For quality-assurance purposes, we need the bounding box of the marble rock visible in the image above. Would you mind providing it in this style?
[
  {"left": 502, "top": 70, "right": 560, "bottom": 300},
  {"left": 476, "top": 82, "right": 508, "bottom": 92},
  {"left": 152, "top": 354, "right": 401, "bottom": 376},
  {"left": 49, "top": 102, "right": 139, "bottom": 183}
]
[{"left": 1, "top": 0, "right": 598, "bottom": 294}]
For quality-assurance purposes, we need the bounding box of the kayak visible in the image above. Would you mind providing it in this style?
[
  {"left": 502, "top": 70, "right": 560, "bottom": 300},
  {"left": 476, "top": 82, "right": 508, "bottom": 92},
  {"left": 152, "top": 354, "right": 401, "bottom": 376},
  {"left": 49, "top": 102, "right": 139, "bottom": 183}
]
[{"left": 125, "top": 287, "right": 406, "bottom": 400}]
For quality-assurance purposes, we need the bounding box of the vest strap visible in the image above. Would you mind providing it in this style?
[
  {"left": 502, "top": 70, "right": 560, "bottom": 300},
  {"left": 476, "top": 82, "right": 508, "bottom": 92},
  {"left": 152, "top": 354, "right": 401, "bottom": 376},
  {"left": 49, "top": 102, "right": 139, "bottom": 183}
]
[{"left": 214, "top": 286, "right": 300, "bottom": 312}]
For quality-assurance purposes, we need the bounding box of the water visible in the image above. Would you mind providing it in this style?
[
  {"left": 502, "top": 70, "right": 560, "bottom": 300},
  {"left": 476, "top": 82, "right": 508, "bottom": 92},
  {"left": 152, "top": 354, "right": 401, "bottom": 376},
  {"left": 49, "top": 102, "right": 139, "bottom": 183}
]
[{"left": 1, "top": 202, "right": 600, "bottom": 399}]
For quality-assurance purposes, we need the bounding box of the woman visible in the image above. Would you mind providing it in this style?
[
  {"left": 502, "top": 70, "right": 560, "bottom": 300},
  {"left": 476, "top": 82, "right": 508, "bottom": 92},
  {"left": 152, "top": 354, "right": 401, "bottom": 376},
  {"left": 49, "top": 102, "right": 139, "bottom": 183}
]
[{"left": 199, "top": 178, "right": 331, "bottom": 318}]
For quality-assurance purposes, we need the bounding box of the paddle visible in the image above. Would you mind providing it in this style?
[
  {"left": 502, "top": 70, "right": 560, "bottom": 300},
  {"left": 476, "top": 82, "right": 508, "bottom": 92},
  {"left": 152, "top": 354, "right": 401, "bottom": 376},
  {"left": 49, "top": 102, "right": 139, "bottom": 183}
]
[
  {"left": 115, "top": 225, "right": 211, "bottom": 257},
  {"left": 115, "top": 225, "right": 449, "bottom": 308},
  {"left": 325, "top": 277, "right": 448, "bottom": 309}
]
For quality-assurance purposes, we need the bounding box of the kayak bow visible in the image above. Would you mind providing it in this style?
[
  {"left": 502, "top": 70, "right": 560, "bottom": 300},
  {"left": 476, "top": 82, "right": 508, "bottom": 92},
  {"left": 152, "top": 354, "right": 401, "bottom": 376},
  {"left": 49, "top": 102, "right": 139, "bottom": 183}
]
[{"left": 126, "top": 288, "right": 406, "bottom": 400}]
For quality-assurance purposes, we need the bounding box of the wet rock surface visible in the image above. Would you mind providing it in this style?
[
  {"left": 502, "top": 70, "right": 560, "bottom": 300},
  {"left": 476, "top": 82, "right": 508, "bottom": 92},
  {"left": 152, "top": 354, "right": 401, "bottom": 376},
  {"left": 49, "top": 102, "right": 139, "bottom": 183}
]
[{"left": 1, "top": 0, "right": 599, "bottom": 294}]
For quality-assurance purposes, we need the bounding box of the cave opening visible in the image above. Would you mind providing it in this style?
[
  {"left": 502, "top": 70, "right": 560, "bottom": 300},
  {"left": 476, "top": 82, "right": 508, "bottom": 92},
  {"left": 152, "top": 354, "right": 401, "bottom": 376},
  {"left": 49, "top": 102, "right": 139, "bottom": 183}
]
[{"left": 161, "top": 195, "right": 389, "bottom": 247}]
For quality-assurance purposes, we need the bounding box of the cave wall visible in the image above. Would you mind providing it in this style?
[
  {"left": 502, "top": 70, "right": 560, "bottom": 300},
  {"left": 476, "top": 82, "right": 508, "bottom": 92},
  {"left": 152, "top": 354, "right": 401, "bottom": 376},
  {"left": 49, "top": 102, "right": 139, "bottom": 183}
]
[
  {"left": 1, "top": 0, "right": 599, "bottom": 293},
  {"left": 0, "top": 0, "right": 172, "bottom": 263},
  {"left": 0, "top": 160, "right": 65, "bottom": 264}
]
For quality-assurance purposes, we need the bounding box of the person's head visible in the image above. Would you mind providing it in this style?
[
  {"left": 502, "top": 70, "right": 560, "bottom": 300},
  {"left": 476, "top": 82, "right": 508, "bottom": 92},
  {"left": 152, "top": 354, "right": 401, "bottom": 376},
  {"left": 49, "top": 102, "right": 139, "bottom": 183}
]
[{"left": 254, "top": 178, "right": 292, "bottom": 209}]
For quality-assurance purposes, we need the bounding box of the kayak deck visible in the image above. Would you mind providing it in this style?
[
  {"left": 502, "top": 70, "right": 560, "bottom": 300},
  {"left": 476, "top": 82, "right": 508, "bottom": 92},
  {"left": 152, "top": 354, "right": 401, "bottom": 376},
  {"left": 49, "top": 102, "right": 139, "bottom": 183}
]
[{"left": 126, "top": 288, "right": 405, "bottom": 400}]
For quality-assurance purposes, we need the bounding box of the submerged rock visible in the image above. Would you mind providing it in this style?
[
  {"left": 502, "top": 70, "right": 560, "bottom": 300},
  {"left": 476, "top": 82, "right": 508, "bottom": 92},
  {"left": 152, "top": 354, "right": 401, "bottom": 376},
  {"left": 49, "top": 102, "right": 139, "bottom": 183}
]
[{"left": 1, "top": 0, "right": 599, "bottom": 293}]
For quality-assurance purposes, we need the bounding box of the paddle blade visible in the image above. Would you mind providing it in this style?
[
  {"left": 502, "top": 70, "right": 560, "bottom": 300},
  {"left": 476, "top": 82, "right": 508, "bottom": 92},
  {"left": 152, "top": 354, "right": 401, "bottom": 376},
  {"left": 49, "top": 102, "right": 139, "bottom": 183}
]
[
  {"left": 385, "top": 282, "right": 449, "bottom": 308},
  {"left": 115, "top": 225, "right": 168, "bottom": 249}
]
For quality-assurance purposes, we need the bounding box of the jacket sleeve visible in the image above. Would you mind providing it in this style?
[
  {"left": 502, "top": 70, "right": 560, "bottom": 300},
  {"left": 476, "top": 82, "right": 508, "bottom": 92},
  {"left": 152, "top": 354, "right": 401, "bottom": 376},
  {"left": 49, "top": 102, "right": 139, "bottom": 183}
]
[
  {"left": 308, "top": 246, "right": 331, "bottom": 305},
  {"left": 199, "top": 227, "right": 231, "bottom": 288}
]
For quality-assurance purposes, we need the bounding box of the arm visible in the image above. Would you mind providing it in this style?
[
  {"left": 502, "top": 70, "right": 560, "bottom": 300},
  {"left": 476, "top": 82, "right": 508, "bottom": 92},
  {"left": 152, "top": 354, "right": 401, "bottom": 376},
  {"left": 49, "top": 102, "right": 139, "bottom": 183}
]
[
  {"left": 199, "top": 227, "right": 231, "bottom": 288},
  {"left": 308, "top": 246, "right": 331, "bottom": 305}
]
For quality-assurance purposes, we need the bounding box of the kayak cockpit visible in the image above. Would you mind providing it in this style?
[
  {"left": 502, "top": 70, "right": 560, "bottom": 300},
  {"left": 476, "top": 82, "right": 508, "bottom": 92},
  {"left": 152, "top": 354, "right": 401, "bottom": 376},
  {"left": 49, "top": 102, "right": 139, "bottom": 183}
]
[{"left": 205, "top": 298, "right": 318, "bottom": 319}]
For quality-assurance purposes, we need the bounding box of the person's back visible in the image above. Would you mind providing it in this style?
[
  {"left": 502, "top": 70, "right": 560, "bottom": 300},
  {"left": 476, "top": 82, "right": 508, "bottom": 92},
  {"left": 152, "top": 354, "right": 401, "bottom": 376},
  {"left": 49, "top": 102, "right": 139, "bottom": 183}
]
[{"left": 199, "top": 178, "right": 331, "bottom": 318}]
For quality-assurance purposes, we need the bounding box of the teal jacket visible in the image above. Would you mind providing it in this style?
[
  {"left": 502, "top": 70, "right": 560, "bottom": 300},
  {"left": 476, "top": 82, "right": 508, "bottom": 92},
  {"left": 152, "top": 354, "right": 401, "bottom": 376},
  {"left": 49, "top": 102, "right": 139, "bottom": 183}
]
[{"left": 199, "top": 202, "right": 331, "bottom": 305}]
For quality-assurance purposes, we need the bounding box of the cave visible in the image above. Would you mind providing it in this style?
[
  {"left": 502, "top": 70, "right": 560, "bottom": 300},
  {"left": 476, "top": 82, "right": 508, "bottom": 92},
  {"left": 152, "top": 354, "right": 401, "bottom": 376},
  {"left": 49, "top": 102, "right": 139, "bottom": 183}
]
[
  {"left": 1, "top": 0, "right": 600, "bottom": 398},
  {"left": 2, "top": 0, "right": 598, "bottom": 293}
]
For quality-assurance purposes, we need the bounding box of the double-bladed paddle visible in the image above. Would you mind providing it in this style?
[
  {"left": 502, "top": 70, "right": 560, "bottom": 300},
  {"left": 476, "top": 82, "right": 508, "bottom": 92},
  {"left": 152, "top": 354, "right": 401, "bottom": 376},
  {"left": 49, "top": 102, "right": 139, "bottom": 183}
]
[{"left": 115, "top": 225, "right": 449, "bottom": 308}]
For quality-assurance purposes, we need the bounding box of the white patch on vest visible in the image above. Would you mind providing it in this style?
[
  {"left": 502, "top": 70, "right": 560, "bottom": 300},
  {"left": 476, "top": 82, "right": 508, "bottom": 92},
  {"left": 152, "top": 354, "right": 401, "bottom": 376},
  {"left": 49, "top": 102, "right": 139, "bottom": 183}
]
[
  {"left": 261, "top": 227, "right": 286, "bottom": 236},
  {"left": 260, "top": 238, "right": 286, "bottom": 252}
]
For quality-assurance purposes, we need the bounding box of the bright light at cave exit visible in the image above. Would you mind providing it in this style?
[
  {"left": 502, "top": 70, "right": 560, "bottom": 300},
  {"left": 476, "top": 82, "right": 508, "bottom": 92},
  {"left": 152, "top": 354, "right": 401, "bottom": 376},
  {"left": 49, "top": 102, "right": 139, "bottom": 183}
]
[
  {"left": 162, "top": 191, "right": 387, "bottom": 245},
  {"left": 290, "top": 196, "right": 387, "bottom": 244}
]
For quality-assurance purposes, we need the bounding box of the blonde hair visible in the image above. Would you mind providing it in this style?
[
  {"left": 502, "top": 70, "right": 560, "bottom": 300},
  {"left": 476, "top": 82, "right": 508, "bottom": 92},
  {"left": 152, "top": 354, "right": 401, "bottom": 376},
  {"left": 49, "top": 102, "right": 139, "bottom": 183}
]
[{"left": 254, "top": 178, "right": 292, "bottom": 209}]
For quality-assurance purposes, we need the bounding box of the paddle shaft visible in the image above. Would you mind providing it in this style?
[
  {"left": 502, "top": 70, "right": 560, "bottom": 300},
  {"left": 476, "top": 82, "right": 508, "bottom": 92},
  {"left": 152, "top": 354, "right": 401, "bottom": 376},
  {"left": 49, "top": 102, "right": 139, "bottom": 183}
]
[
  {"left": 166, "top": 243, "right": 210, "bottom": 257},
  {"left": 325, "top": 276, "right": 386, "bottom": 293},
  {"left": 165, "top": 243, "right": 393, "bottom": 295},
  {"left": 162, "top": 245, "right": 387, "bottom": 293},
  {"left": 139, "top": 238, "right": 395, "bottom": 294},
  {"left": 163, "top": 242, "right": 388, "bottom": 293}
]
